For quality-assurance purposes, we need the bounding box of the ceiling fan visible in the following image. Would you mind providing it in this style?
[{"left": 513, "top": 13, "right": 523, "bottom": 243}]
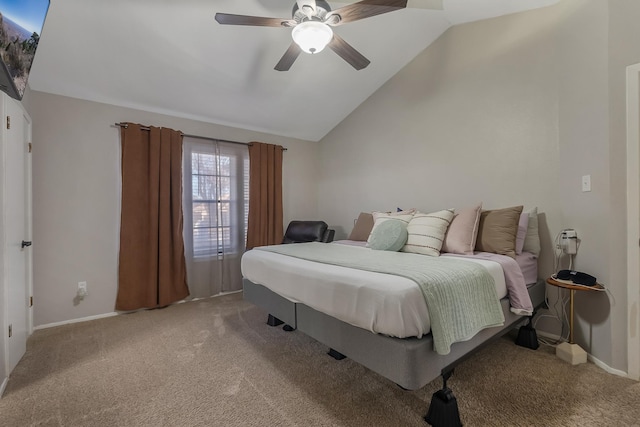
[{"left": 214, "top": 0, "right": 409, "bottom": 71}]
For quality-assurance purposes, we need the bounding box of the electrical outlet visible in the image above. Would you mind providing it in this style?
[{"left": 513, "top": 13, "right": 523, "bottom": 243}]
[{"left": 77, "top": 281, "right": 88, "bottom": 298}]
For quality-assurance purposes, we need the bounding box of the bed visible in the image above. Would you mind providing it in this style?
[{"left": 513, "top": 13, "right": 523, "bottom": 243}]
[
  {"left": 242, "top": 249, "right": 545, "bottom": 390},
  {"left": 241, "top": 241, "right": 544, "bottom": 391}
]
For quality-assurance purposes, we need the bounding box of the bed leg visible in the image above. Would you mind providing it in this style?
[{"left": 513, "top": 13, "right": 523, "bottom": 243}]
[
  {"left": 266, "top": 314, "right": 284, "bottom": 327},
  {"left": 282, "top": 324, "right": 295, "bottom": 332},
  {"left": 327, "top": 348, "right": 347, "bottom": 360},
  {"left": 424, "top": 370, "right": 462, "bottom": 427},
  {"left": 515, "top": 312, "right": 539, "bottom": 350}
]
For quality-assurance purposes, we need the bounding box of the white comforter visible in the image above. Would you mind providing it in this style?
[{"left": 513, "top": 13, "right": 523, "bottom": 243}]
[{"left": 241, "top": 245, "right": 507, "bottom": 338}]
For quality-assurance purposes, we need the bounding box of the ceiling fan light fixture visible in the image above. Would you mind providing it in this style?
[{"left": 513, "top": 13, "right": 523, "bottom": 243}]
[{"left": 291, "top": 21, "right": 333, "bottom": 54}]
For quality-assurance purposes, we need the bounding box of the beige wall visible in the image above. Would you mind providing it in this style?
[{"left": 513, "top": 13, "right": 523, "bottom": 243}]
[
  {"left": 555, "top": 0, "right": 613, "bottom": 366},
  {"left": 318, "top": 6, "right": 562, "bottom": 269},
  {"left": 317, "top": 0, "right": 637, "bottom": 372},
  {"left": 21, "top": 0, "right": 640, "bottom": 374},
  {"left": 24, "top": 91, "right": 319, "bottom": 327}
]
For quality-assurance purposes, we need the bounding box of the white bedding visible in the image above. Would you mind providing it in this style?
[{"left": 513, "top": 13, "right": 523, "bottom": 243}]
[{"left": 241, "top": 245, "right": 508, "bottom": 339}]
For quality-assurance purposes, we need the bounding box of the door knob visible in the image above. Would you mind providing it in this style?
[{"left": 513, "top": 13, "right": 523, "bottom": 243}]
[{"left": 21, "top": 240, "right": 32, "bottom": 248}]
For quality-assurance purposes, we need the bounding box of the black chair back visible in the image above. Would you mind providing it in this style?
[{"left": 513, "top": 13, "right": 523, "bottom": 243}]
[{"left": 282, "top": 221, "right": 334, "bottom": 244}]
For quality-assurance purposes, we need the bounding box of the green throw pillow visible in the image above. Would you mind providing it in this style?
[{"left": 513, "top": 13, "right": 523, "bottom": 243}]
[{"left": 368, "top": 219, "right": 408, "bottom": 252}]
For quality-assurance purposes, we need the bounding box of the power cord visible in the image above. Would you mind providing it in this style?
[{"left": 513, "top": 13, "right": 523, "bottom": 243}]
[
  {"left": 533, "top": 284, "right": 568, "bottom": 346},
  {"left": 536, "top": 230, "right": 590, "bottom": 346}
]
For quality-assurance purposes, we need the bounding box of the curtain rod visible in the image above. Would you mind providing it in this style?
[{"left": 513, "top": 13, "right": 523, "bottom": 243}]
[{"left": 113, "top": 123, "right": 287, "bottom": 150}]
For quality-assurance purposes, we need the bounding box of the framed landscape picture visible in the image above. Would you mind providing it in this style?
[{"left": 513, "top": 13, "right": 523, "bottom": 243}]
[{"left": 0, "top": 0, "right": 49, "bottom": 100}]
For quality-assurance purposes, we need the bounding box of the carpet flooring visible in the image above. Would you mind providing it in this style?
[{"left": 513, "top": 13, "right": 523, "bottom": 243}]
[{"left": 1, "top": 292, "right": 639, "bottom": 426}]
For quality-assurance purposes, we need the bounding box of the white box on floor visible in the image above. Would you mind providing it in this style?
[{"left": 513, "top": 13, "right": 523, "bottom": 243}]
[{"left": 556, "top": 342, "right": 587, "bottom": 365}]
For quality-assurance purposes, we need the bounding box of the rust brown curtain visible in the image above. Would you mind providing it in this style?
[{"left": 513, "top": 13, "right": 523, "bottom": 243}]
[
  {"left": 116, "top": 123, "right": 189, "bottom": 311},
  {"left": 246, "top": 141, "right": 284, "bottom": 249}
]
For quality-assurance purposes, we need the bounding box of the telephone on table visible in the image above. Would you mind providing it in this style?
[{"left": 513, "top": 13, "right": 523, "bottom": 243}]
[{"left": 553, "top": 270, "right": 597, "bottom": 286}]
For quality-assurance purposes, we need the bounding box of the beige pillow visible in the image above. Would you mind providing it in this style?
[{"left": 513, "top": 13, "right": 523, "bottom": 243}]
[
  {"left": 401, "top": 209, "right": 455, "bottom": 256},
  {"left": 475, "top": 205, "right": 524, "bottom": 258},
  {"left": 441, "top": 203, "right": 482, "bottom": 255},
  {"left": 348, "top": 212, "right": 374, "bottom": 241},
  {"left": 367, "top": 210, "right": 415, "bottom": 246}
]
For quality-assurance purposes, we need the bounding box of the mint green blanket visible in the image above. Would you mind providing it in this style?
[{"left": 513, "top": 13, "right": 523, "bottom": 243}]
[{"left": 256, "top": 242, "right": 504, "bottom": 355}]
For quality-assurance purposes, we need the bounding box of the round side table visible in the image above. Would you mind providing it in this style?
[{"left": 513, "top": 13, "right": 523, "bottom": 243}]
[{"left": 546, "top": 276, "right": 605, "bottom": 365}]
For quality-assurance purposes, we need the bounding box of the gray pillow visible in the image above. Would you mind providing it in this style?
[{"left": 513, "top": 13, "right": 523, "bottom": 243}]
[{"left": 368, "top": 219, "right": 408, "bottom": 252}]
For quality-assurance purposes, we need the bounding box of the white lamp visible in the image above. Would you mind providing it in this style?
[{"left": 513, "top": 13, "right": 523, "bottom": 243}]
[{"left": 291, "top": 21, "right": 333, "bottom": 54}]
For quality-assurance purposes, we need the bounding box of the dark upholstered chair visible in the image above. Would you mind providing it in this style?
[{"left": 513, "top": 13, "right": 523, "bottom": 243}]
[{"left": 282, "top": 220, "right": 335, "bottom": 244}]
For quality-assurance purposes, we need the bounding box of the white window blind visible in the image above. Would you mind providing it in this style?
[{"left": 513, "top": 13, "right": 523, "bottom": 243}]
[{"left": 183, "top": 139, "right": 249, "bottom": 258}]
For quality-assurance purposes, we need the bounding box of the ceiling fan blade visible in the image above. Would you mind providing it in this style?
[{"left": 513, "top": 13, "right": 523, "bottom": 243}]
[
  {"left": 325, "top": 0, "right": 407, "bottom": 26},
  {"left": 215, "top": 13, "right": 295, "bottom": 27},
  {"left": 275, "top": 43, "right": 303, "bottom": 71},
  {"left": 328, "top": 34, "right": 370, "bottom": 70},
  {"left": 407, "top": 0, "right": 443, "bottom": 9}
]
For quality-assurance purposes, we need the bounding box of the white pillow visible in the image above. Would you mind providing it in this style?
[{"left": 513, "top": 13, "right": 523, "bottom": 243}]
[
  {"left": 515, "top": 212, "right": 529, "bottom": 255},
  {"left": 366, "top": 210, "right": 415, "bottom": 247},
  {"left": 402, "top": 209, "right": 455, "bottom": 256},
  {"left": 522, "top": 207, "right": 540, "bottom": 257}
]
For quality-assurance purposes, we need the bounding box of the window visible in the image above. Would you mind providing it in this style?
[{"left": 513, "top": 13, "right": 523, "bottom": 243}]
[{"left": 183, "top": 139, "right": 249, "bottom": 258}]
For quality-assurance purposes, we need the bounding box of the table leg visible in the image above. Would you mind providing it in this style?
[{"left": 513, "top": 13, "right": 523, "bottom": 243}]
[{"left": 569, "top": 289, "right": 574, "bottom": 344}]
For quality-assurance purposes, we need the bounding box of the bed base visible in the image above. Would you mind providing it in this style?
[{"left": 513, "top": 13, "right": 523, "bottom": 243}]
[
  {"left": 245, "top": 277, "right": 545, "bottom": 390},
  {"left": 243, "top": 278, "right": 546, "bottom": 423}
]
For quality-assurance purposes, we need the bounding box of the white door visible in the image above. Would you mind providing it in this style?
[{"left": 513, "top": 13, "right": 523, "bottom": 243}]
[
  {"left": 627, "top": 64, "right": 640, "bottom": 381},
  {"left": 4, "top": 98, "right": 29, "bottom": 374}
]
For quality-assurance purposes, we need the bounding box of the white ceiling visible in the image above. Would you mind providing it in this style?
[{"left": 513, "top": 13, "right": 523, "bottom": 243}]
[{"left": 28, "top": 0, "right": 559, "bottom": 141}]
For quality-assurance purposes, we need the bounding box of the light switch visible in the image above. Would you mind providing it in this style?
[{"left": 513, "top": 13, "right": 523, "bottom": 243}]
[{"left": 582, "top": 175, "right": 591, "bottom": 192}]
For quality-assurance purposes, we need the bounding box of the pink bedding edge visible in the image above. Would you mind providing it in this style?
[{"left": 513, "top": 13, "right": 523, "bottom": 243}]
[
  {"left": 441, "top": 252, "right": 533, "bottom": 315},
  {"left": 515, "top": 252, "right": 539, "bottom": 285}
]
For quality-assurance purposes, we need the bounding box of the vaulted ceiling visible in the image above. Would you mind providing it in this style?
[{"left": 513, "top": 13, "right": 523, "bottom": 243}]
[{"left": 28, "top": 0, "right": 559, "bottom": 141}]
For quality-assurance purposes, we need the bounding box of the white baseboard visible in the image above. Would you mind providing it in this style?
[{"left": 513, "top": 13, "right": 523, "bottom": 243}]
[
  {"left": 34, "top": 312, "right": 118, "bottom": 330},
  {"left": 33, "top": 290, "right": 244, "bottom": 331},
  {"left": 536, "top": 330, "right": 628, "bottom": 378},
  {"left": 180, "top": 289, "right": 242, "bottom": 303},
  {"left": 0, "top": 376, "right": 7, "bottom": 398},
  {"left": 588, "top": 353, "right": 629, "bottom": 378}
]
